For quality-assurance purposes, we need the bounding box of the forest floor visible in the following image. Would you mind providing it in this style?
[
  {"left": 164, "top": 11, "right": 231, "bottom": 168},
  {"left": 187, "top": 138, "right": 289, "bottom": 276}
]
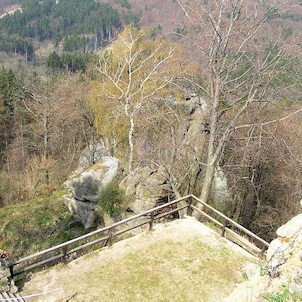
[{"left": 21, "top": 217, "right": 257, "bottom": 302}]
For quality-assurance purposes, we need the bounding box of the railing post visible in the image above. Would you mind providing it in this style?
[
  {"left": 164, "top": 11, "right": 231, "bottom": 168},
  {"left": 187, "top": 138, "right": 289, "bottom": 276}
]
[
  {"left": 260, "top": 244, "right": 266, "bottom": 257},
  {"left": 187, "top": 195, "right": 192, "bottom": 216},
  {"left": 9, "top": 263, "right": 14, "bottom": 279},
  {"left": 149, "top": 211, "right": 154, "bottom": 231},
  {"left": 107, "top": 227, "right": 113, "bottom": 247},
  {"left": 62, "top": 246, "right": 68, "bottom": 263},
  {"left": 221, "top": 219, "right": 227, "bottom": 237}
]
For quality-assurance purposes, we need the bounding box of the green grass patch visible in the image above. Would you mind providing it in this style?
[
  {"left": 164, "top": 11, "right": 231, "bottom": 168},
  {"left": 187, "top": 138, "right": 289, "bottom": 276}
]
[
  {"left": 22, "top": 219, "right": 257, "bottom": 302},
  {"left": 0, "top": 189, "right": 85, "bottom": 257},
  {"left": 263, "top": 286, "right": 302, "bottom": 302}
]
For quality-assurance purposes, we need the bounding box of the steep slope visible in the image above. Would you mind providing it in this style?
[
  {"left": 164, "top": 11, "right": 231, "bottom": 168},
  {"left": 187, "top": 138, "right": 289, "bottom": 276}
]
[
  {"left": 102, "top": 0, "right": 184, "bottom": 33},
  {"left": 225, "top": 212, "right": 302, "bottom": 301},
  {"left": 0, "top": 190, "right": 85, "bottom": 258},
  {"left": 103, "top": 0, "right": 302, "bottom": 36}
]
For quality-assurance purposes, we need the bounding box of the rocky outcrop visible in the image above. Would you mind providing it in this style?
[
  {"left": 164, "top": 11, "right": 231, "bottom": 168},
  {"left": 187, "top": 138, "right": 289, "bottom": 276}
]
[
  {"left": 64, "top": 157, "right": 123, "bottom": 229},
  {"left": 212, "top": 166, "right": 229, "bottom": 203},
  {"left": 223, "top": 207, "right": 302, "bottom": 301},
  {"left": 120, "top": 166, "right": 169, "bottom": 214},
  {"left": 79, "top": 139, "right": 112, "bottom": 167},
  {"left": 264, "top": 214, "right": 302, "bottom": 297}
]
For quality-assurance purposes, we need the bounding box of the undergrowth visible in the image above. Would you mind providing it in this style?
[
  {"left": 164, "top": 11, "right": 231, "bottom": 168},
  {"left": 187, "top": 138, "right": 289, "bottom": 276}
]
[
  {"left": 98, "top": 181, "right": 126, "bottom": 218},
  {"left": 263, "top": 286, "right": 302, "bottom": 302},
  {"left": 0, "top": 189, "right": 86, "bottom": 257}
]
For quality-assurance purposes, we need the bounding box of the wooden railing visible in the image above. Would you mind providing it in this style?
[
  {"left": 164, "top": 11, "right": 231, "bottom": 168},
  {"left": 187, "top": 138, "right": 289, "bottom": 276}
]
[
  {"left": 8, "top": 194, "right": 269, "bottom": 278},
  {"left": 189, "top": 194, "right": 270, "bottom": 254},
  {"left": 9, "top": 195, "right": 190, "bottom": 277}
]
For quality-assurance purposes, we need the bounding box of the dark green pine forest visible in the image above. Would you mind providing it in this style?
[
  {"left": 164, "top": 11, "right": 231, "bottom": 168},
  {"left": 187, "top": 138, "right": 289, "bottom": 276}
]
[{"left": 0, "top": 0, "right": 120, "bottom": 64}]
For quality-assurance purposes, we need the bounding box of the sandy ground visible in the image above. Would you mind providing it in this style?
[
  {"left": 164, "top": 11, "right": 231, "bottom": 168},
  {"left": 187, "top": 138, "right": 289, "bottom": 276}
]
[{"left": 21, "top": 217, "right": 255, "bottom": 302}]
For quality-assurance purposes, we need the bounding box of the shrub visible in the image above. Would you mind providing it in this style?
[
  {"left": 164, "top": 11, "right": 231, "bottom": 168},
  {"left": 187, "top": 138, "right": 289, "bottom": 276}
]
[
  {"left": 99, "top": 181, "right": 125, "bottom": 217},
  {"left": 0, "top": 171, "right": 21, "bottom": 206},
  {"left": 119, "top": 0, "right": 131, "bottom": 9}
]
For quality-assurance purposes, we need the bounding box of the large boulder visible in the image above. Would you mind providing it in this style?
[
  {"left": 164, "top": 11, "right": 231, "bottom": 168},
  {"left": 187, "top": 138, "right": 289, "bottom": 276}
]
[
  {"left": 120, "top": 166, "right": 169, "bottom": 214},
  {"left": 266, "top": 238, "right": 289, "bottom": 278},
  {"left": 224, "top": 205, "right": 302, "bottom": 302},
  {"left": 212, "top": 166, "right": 230, "bottom": 203},
  {"left": 64, "top": 195, "right": 99, "bottom": 230},
  {"left": 265, "top": 214, "right": 302, "bottom": 292},
  {"left": 64, "top": 157, "right": 123, "bottom": 229},
  {"left": 276, "top": 213, "right": 302, "bottom": 238},
  {"left": 65, "top": 157, "right": 122, "bottom": 191},
  {"left": 266, "top": 213, "right": 302, "bottom": 278},
  {"left": 0, "top": 262, "right": 11, "bottom": 293}
]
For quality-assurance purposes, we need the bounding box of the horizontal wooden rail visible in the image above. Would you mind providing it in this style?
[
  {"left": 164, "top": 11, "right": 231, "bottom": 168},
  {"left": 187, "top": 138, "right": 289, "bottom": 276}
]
[
  {"left": 225, "top": 228, "right": 262, "bottom": 254},
  {"left": 13, "top": 253, "right": 65, "bottom": 276},
  {"left": 190, "top": 194, "right": 270, "bottom": 252},
  {"left": 10, "top": 195, "right": 191, "bottom": 277},
  {"left": 68, "top": 235, "right": 109, "bottom": 255},
  {"left": 9, "top": 194, "right": 270, "bottom": 277},
  {"left": 190, "top": 205, "right": 224, "bottom": 228}
]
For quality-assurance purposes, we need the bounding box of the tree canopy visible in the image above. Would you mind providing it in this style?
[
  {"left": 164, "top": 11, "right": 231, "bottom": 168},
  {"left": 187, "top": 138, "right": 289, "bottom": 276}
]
[{"left": 89, "top": 25, "right": 186, "bottom": 171}]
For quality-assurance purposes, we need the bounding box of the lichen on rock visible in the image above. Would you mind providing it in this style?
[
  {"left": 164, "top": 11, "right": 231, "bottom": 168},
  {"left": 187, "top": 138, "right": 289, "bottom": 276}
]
[{"left": 120, "top": 165, "right": 170, "bottom": 214}]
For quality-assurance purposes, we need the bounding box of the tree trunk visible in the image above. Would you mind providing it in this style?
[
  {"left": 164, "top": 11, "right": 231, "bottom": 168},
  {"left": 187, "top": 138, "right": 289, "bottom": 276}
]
[
  {"left": 128, "top": 114, "right": 135, "bottom": 172},
  {"left": 238, "top": 165, "right": 264, "bottom": 229},
  {"left": 187, "top": 130, "right": 207, "bottom": 194},
  {"left": 124, "top": 97, "right": 135, "bottom": 173},
  {"left": 193, "top": 75, "right": 220, "bottom": 218},
  {"left": 43, "top": 114, "right": 49, "bottom": 185},
  {"left": 94, "top": 35, "right": 98, "bottom": 51},
  {"left": 192, "top": 161, "right": 215, "bottom": 218},
  {"left": 89, "top": 119, "right": 96, "bottom": 165},
  {"left": 171, "top": 182, "right": 187, "bottom": 218},
  {"left": 186, "top": 104, "right": 208, "bottom": 194}
]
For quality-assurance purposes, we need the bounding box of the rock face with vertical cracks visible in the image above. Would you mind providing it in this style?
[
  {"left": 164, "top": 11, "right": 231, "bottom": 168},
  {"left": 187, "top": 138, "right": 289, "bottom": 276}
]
[
  {"left": 64, "top": 157, "right": 123, "bottom": 229},
  {"left": 120, "top": 166, "right": 170, "bottom": 214},
  {"left": 224, "top": 206, "right": 302, "bottom": 302}
]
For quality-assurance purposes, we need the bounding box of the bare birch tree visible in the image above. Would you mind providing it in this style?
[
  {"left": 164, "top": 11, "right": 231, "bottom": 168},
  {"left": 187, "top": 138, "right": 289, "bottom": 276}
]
[{"left": 92, "top": 25, "right": 183, "bottom": 172}]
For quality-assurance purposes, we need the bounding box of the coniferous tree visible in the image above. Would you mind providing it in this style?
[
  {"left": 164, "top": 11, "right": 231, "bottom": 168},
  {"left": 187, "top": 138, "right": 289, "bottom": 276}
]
[
  {"left": 0, "top": 68, "right": 24, "bottom": 164},
  {"left": 0, "top": 0, "right": 121, "bottom": 58}
]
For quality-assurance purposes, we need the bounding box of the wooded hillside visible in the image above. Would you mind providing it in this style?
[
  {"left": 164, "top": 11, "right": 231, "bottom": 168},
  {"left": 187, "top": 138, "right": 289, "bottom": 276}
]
[{"left": 0, "top": 0, "right": 301, "bottom": 252}]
